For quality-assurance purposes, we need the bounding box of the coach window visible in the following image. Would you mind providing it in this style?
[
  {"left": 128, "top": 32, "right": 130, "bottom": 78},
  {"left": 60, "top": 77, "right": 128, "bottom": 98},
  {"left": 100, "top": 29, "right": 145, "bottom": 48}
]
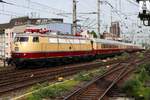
[{"left": 33, "top": 37, "right": 39, "bottom": 42}]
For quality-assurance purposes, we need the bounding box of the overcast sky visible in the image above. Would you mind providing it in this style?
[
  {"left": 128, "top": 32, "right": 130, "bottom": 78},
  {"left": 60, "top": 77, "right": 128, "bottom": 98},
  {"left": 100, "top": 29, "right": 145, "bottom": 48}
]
[{"left": 0, "top": 0, "right": 145, "bottom": 33}]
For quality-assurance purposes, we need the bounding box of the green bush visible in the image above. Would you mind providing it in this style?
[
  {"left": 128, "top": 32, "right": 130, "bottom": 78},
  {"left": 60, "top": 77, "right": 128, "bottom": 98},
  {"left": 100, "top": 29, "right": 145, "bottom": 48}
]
[
  {"left": 138, "top": 68, "right": 149, "bottom": 83},
  {"left": 27, "top": 67, "right": 107, "bottom": 99},
  {"left": 138, "top": 63, "right": 150, "bottom": 76},
  {"left": 30, "top": 82, "right": 49, "bottom": 91},
  {"left": 119, "top": 52, "right": 129, "bottom": 60},
  {"left": 27, "top": 94, "right": 42, "bottom": 100},
  {"left": 143, "top": 63, "right": 150, "bottom": 75},
  {"left": 143, "top": 88, "right": 150, "bottom": 100},
  {"left": 122, "top": 63, "right": 150, "bottom": 100},
  {"left": 138, "top": 53, "right": 144, "bottom": 59},
  {"left": 74, "top": 68, "right": 106, "bottom": 82},
  {"left": 74, "top": 72, "right": 92, "bottom": 81},
  {"left": 135, "top": 87, "right": 150, "bottom": 100},
  {"left": 122, "top": 79, "right": 141, "bottom": 96},
  {"left": 27, "top": 80, "right": 79, "bottom": 100}
]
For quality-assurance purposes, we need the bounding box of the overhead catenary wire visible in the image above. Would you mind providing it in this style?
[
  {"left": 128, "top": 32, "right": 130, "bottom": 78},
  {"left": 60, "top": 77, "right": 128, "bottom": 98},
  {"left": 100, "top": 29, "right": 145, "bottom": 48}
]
[
  {"left": 0, "top": 12, "right": 18, "bottom": 17},
  {"left": 82, "top": 19, "right": 97, "bottom": 28},
  {"left": 0, "top": 0, "right": 96, "bottom": 30},
  {"left": 126, "top": 0, "right": 139, "bottom": 7},
  {"left": 79, "top": 0, "right": 130, "bottom": 30},
  {"left": 0, "top": 0, "right": 140, "bottom": 19},
  {"left": 0, "top": 0, "right": 143, "bottom": 33},
  {"left": 103, "top": 0, "right": 138, "bottom": 25},
  {"left": 0, "top": 9, "right": 25, "bottom": 16},
  {"left": 0, "top": 0, "right": 70, "bottom": 18},
  {"left": 0, "top": 0, "right": 14, "bottom": 5},
  {"left": 100, "top": 0, "right": 138, "bottom": 33},
  {"left": 2, "top": 0, "right": 93, "bottom": 22}
]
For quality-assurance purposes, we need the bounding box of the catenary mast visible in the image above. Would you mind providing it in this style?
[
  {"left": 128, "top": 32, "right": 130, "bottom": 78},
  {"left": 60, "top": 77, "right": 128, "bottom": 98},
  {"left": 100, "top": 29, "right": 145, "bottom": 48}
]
[
  {"left": 73, "top": 0, "right": 77, "bottom": 34},
  {"left": 97, "top": 0, "right": 101, "bottom": 38}
]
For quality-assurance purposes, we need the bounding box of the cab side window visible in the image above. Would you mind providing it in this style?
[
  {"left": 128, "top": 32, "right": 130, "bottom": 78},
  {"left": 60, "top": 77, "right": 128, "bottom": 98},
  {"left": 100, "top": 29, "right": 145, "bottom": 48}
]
[{"left": 33, "top": 37, "right": 39, "bottom": 42}]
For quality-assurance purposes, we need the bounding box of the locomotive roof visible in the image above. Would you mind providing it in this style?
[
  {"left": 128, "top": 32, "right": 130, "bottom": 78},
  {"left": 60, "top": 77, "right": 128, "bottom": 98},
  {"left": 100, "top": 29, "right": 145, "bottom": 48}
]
[
  {"left": 14, "top": 33, "right": 142, "bottom": 48},
  {"left": 15, "top": 33, "right": 90, "bottom": 40}
]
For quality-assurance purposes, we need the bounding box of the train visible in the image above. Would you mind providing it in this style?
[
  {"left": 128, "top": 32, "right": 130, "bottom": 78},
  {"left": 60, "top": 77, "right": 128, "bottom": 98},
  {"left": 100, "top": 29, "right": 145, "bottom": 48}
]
[{"left": 9, "top": 29, "right": 143, "bottom": 68}]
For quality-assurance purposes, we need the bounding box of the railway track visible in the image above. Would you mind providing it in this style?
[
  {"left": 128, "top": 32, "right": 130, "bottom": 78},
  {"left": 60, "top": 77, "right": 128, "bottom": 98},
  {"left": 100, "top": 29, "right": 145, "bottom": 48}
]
[
  {"left": 64, "top": 53, "right": 150, "bottom": 100},
  {"left": 0, "top": 52, "right": 148, "bottom": 97},
  {"left": 0, "top": 58, "right": 123, "bottom": 95}
]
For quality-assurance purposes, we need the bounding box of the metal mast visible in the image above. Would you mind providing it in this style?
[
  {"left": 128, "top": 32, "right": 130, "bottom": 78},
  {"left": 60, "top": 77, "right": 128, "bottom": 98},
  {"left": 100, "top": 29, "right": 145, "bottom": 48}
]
[
  {"left": 97, "top": 0, "right": 101, "bottom": 38},
  {"left": 73, "top": 0, "right": 77, "bottom": 35}
]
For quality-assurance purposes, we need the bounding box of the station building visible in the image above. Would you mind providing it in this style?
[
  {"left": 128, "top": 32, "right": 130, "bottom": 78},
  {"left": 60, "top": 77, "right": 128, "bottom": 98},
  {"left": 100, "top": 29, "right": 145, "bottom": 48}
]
[
  {"left": 110, "top": 22, "right": 120, "bottom": 37},
  {"left": 102, "top": 31, "right": 121, "bottom": 40}
]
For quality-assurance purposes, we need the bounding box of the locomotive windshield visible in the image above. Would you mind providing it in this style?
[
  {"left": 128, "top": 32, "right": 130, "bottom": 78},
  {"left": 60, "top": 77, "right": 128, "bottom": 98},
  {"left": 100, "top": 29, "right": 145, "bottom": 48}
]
[{"left": 14, "top": 37, "right": 29, "bottom": 42}]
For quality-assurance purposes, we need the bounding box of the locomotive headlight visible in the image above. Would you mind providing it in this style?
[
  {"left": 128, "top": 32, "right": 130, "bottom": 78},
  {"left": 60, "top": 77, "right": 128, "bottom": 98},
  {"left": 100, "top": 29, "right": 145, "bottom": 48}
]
[{"left": 15, "top": 47, "right": 19, "bottom": 51}]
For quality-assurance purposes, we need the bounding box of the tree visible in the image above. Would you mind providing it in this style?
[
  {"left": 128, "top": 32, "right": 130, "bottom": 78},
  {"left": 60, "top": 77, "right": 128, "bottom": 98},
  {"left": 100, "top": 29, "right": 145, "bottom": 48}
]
[{"left": 90, "top": 31, "right": 98, "bottom": 38}]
